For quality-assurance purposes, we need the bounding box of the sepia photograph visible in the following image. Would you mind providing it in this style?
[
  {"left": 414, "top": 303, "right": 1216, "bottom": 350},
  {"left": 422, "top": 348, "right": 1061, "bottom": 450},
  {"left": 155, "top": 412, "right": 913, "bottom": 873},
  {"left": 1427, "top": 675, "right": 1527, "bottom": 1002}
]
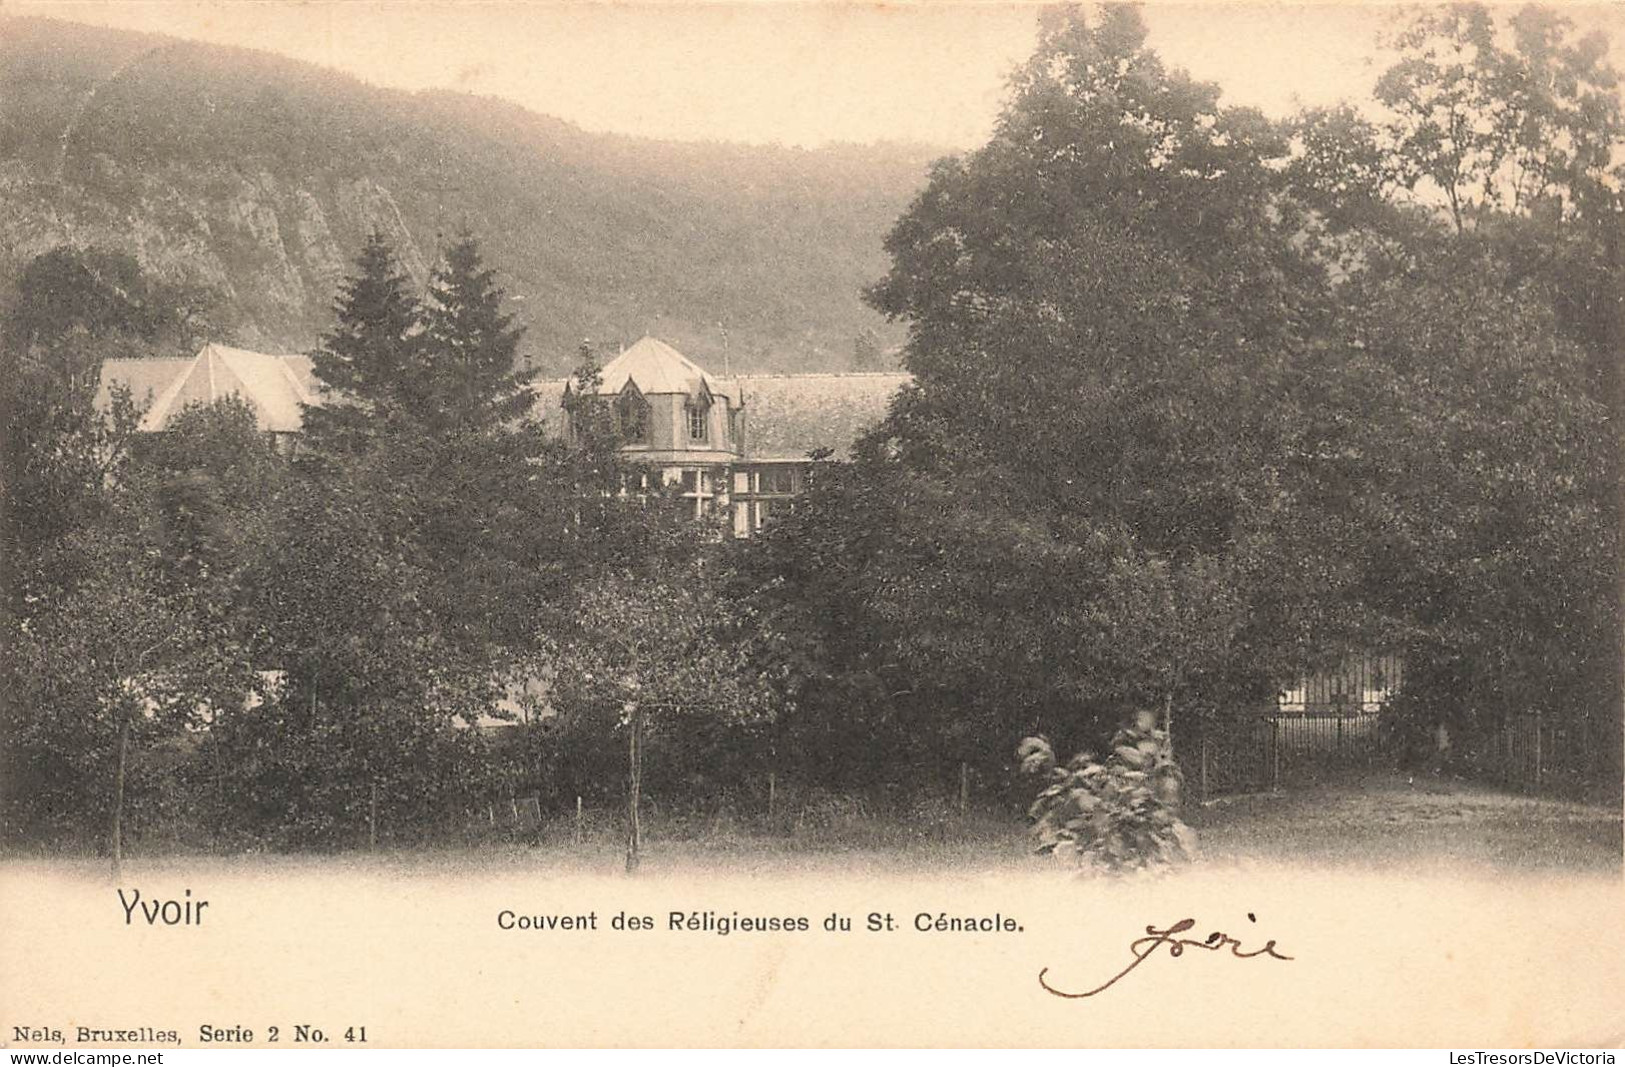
[{"left": 0, "top": 0, "right": 1622, "bottom": 1050}]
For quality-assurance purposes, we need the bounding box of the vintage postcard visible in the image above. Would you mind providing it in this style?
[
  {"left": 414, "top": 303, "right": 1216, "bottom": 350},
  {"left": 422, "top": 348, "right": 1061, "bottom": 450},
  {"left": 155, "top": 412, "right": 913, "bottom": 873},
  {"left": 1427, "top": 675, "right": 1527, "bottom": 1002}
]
[{"left": 1, "top": 0, "right": 1622, "bottom": 1050}]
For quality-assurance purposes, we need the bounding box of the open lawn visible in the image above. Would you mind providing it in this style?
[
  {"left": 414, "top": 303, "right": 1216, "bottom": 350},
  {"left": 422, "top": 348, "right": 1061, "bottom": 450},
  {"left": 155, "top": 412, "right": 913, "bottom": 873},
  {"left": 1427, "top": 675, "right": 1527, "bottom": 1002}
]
[
  {"left": 574, "top": 771, "right": 1624, "bottom": 875},
  {"left": 1186, "top": 770, "right": 1623, "bottom": 873},
  {"left": 13, "top": 770, "right": 1614, "bottom": 876}
]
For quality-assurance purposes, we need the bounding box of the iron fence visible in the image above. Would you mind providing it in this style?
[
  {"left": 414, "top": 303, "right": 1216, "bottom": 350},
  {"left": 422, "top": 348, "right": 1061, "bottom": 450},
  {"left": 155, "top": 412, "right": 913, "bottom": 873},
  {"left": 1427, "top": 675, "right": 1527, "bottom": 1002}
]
[
  {"left": 1462, "top": 711, "right": 1620, "bottom": 796},
  {"left": 1189, "top": 711, "right": 1384, "bottom": 801}
]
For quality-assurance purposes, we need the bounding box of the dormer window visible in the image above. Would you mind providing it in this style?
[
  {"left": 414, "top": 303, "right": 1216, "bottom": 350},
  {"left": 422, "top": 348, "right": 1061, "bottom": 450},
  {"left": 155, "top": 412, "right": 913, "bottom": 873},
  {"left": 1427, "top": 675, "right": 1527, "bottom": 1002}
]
[
  {"left": 686, "top": 397, "right": 710, "bottom": 442},
  {"left": 615, "top": 385, "right": 649, "bottom": 444}
]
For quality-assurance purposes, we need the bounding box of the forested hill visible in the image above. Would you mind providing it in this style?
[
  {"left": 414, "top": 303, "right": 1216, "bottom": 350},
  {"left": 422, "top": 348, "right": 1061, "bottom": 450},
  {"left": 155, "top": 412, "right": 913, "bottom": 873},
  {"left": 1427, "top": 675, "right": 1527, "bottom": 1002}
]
[{"left": 0, "top": 17, "right": 938, "bottom": 373}]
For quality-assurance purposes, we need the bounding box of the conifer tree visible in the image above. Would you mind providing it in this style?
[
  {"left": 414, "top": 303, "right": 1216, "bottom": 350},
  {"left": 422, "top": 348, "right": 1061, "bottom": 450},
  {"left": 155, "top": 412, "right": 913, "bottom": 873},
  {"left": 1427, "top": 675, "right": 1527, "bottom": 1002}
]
[
  {"left": 301, "top": 231, "right": 422, "bottom": 456},
  {"left": 562, "top": 340, "right": 623, "bottom": 489},
  {"left": 419, "top": 232, "right": 531, "bottom": 436}
]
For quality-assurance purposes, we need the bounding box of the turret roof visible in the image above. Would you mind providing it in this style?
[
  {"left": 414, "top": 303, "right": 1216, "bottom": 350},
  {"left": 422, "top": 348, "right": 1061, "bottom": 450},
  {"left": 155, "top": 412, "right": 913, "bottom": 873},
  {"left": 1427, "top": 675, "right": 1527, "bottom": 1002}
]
[{"left": 588, "top": 336, "right": 725, "bottom": 400}]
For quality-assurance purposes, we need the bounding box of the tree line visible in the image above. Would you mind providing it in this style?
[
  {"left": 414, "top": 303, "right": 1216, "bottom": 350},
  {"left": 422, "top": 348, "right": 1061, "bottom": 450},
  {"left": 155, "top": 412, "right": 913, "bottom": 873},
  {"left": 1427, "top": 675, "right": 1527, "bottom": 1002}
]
[
  {"left": 736, "top": 2, "right": 1621, "bottom": 797},
  {"left": 2, "top": 3, "right": 1619, "bottom": 859},
  {"left": 0, "top": 229, "right": 767, "bottom": 853}
]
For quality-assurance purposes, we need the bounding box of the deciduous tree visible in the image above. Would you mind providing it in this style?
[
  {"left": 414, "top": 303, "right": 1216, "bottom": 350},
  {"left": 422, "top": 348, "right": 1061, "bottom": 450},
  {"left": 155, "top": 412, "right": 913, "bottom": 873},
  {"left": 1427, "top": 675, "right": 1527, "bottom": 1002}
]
[
  {"left": 749, "top": 4, "right": 1327, "bottom": 784},
  {"left": 550, "top": 553, "right": 776, "bottom": 871}
]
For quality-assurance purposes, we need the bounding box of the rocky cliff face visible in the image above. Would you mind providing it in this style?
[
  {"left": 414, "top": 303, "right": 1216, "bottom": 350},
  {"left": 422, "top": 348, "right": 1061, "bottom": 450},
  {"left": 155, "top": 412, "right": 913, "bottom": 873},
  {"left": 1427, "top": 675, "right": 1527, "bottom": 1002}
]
[
  {"left": 0, "top": 17, "right": 936, "bottom": 372},
  {"left": 0, "top": 161, "right": 426, "bottom": 351}
]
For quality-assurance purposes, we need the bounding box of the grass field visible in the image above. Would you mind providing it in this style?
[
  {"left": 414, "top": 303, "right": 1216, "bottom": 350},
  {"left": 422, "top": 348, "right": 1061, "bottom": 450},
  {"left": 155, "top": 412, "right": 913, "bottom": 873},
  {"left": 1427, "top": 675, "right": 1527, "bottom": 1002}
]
[
  {"left": 571, "top": 769, "right": 1625, "bottom": 871},
  {"left": 1185, "top": 770, "right": 1623, "bottom": 873},
  {"left": 5, "top": 770, "right": 1618, "bottom": 876},
  {"left": 570, "top": 770, "right": 1625, "bottom": 875},
  {"left": 22, "top": 769, "right": 1614, "bottom": 877}
]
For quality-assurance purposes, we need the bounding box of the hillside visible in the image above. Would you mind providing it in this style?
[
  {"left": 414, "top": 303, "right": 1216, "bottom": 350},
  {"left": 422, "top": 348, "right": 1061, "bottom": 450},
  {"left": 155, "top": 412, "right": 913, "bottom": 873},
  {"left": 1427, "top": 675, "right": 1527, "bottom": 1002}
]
[{"left": 0, "top": 17, "right": 940, "bottom": 373}]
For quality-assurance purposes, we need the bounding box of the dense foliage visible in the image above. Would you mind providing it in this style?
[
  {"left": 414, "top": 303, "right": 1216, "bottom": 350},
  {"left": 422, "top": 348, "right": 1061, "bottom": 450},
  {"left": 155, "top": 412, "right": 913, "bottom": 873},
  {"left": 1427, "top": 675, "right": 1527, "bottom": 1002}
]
[
  {"left": 1019, "top": 713, "right": 1193, "bottom": 872},
  {"left": 1, "top": 233, "right": 785, "bottom": 853},
  {"left": 1, "top": 247, "right": 230, "bottom": 850},
  {"left": 740, "top": 5, "right": 1326, "bottom": 792},
  {"left": 1281, "top": 3, "right": 1623, "bottom": 787},
  {"left": 741, "top": 2, "right": 1621, "bottom": 798}
]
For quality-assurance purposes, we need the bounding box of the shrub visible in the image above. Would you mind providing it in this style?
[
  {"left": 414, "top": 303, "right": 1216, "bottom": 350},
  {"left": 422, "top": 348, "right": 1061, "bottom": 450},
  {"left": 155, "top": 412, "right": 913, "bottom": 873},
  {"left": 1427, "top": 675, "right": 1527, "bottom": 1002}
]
[{"left": 1018, "top": 710, "right": 1195, "bottom": 872}]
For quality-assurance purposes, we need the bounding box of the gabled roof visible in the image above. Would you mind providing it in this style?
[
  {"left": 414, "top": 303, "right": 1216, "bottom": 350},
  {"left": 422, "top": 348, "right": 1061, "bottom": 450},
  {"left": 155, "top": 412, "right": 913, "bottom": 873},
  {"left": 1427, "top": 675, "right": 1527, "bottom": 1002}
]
[
  {"left": 732, "top": 372, "right": 909, "bottom": 461},
  {"left": 98, "top": 345, "right": 316, "bottom": 433},
  {"left": 592, "top": 336, "right": 726, "bottom": 400},
  {"left": 95, "top": 357, "right": 193, "bottom": 415}
]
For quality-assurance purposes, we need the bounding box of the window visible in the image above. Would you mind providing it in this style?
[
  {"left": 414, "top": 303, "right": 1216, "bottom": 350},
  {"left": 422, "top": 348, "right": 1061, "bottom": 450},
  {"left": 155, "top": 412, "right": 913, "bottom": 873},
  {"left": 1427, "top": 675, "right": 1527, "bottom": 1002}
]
[
  {"left": 677, "top": 467, "right": 715, "bottom": 519},
  {"left": 761, "top": 467, "right": 797, "bottom": 494},
  {"left": 615, "top": 391, "right": 649, "bottom": 443},
  {"left": 687, "top": 400, "right": 709, "bottom": 442}
]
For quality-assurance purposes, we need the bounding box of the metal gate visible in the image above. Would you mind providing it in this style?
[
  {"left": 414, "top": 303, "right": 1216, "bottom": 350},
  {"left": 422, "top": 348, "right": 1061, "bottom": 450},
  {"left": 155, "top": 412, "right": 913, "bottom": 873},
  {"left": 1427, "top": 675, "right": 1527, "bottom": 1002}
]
[{"left": 1189, "top": 711, "right": 1384, "bottom": 801}]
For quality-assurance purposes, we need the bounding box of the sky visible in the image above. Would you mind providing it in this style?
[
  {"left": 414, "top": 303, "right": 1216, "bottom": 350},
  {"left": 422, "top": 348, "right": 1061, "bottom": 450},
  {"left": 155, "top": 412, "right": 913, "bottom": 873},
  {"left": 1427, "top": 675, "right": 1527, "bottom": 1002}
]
[{"left": 8, "top": 2, "right": 1625, "bottom": 149}]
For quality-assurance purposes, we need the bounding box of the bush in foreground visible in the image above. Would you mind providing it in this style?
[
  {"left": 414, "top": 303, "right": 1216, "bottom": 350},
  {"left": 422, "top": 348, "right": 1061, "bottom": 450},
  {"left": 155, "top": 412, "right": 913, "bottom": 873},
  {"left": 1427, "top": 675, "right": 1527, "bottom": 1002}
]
[{"left": 1019, "top": 711, "right": 1195, "bottom": 873}]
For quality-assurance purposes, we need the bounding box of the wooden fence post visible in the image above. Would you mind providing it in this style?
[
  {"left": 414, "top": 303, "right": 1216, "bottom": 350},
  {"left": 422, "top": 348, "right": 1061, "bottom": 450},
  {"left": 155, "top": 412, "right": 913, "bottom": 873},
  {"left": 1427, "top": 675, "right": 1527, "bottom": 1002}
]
[
  {"left": 768, "top": 771, "right": 777, "bottom": 819},
  {"left": 111, "top": 712, "right": 130, "bottom": 882},
  {"left": 574, "top": 795, "right": 583, "bottom": 845},
  {"left": 1534, "top": 709, "right": 1544, "bottom": 790},
  {"left": 958, "top": 762, "right": 969, "bottom": 817},
  {"left": 1271, "top": 719, "right": 1281, "bottom": 792},
  {"left": 626, "top": 704, "right": 643, "bottom": 874}
]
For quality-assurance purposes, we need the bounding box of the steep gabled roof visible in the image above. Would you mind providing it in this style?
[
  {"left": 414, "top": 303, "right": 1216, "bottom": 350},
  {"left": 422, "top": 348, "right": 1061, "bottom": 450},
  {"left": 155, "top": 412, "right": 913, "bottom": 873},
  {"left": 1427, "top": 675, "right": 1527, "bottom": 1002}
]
[
  {"left": 95, "top": 357, "right": 194, "bottom": 416},
  {"left": 594, "top": 336, "right": 727, "bottom": 400},
  {"left": 97, "top": 345, "right": 316, "bottom": 433}
]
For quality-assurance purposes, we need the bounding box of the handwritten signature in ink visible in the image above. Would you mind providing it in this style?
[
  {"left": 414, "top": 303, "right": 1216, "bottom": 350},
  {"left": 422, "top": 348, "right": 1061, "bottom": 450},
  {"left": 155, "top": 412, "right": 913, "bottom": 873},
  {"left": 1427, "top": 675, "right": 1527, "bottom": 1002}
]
[{"left": 1038, "top": 913, "right": 1293, "bottom": 998}]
